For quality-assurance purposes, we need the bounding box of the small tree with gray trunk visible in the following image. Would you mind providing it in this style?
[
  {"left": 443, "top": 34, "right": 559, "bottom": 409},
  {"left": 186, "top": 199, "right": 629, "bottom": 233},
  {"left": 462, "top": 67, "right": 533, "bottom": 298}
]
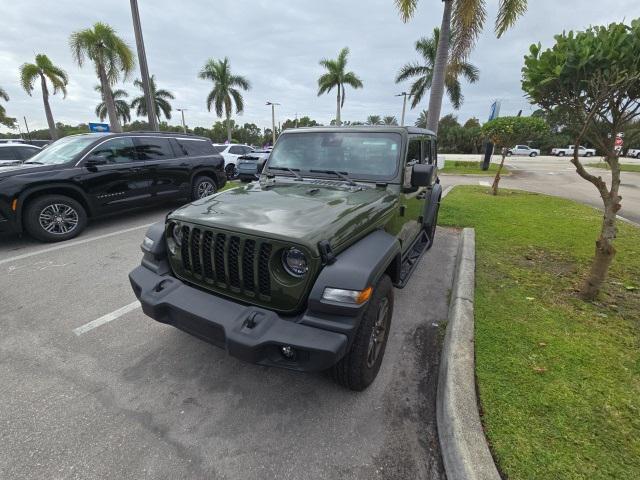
[
  {"left": 481, "top": 116, "right": 548, "bottom": 195},
  {"left": 522, "top": 20, "right": 640, "bottom": 300}
]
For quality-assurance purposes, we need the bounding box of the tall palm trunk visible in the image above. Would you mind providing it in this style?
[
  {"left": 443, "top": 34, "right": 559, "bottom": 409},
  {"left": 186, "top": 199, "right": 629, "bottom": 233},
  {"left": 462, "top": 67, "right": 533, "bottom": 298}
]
[
  {"left": 40, "top": 74, "right": 58, "bottom": 140},
  {"left": 336, "top": 86, "right": 341, "bottom": 125},
  {"left": 98, "top": 65, "right": 122, "bottom": 133},
  {"left": 426, "top": 0, "right": 453, "bottom": 133},
  {"left": 226, "top": 109, "right": 232, "bottom": 143}
]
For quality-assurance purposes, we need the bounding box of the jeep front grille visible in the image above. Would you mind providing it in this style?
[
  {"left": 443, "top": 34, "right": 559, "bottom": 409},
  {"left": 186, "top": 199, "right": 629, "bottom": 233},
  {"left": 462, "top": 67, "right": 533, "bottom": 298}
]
[{"left": 178, "top": 225, "right": 273, "bottom": 297}]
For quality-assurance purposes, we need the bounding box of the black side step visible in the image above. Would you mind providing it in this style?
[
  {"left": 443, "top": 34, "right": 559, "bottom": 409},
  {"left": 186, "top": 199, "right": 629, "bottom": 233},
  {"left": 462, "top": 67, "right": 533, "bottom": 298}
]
[{"left": 396, "top": 229, "right": 432, "bottom": 289}]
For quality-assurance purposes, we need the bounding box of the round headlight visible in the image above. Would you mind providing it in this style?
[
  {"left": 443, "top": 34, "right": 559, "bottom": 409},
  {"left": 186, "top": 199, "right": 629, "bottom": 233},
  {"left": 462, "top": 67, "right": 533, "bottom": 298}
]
[
  {"left": 171, "top": 223, "right": 183, "bottom": 246},
  {"left": 282, "top": 247, "right": 308, "bottom": 277}
]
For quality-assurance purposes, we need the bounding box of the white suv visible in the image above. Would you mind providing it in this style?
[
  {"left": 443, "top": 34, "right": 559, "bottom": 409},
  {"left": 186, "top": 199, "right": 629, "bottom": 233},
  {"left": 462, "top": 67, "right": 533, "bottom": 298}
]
[{"left": 213, "top": 144, "right": 254, "bottom": 178}]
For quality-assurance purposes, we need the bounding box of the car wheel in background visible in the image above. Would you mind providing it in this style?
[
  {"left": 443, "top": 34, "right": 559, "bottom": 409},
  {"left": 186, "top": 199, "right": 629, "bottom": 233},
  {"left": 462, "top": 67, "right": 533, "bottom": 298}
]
[
  {"left": 530, "top": 152, "right": 537, "bottom": 157},
  {"left": 225, "top": 164, "right": 238, "bottom": 180},
  {"left": 636, "top": 152, "right": 640, "bottom": 159},
  {"left": 330, "top": 274, "right": 394, "bottom": 391},
  {"left": 506, "top": 151, "right": 513, "bottom": 156},
  {"left": 24, "top": 194, "right": 87, "bottom": 242},
  {"left": 558, "top": 151, "right": 566, "bottom": 156},
  {"left": 585, "top": 152, "right": 593, "bottom": 157},
  {"left": 192, "top": 176, "right": 217, "bottom": 200}
]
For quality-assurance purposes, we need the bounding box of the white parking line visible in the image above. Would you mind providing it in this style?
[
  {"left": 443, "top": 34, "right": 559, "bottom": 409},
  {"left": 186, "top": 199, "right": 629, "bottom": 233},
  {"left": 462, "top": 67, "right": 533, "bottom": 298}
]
[
  {"left": 73, "top": 301, "right": 141, "bottom": 336},
  {"left": 0, "top": 223, "right": 153, "bottom": 266}
]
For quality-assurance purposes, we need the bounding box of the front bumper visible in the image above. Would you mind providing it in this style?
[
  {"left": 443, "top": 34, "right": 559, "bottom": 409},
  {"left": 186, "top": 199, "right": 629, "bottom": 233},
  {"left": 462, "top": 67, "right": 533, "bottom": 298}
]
[{"left": 129, "top": 265, "right": 349, "bottom": 371}]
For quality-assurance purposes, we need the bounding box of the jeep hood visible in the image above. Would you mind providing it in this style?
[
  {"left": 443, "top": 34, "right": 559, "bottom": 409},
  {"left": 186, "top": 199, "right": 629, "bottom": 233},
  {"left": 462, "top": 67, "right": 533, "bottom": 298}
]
[{"left": 170, "top": 181, "right": 398, "bottom": 253}]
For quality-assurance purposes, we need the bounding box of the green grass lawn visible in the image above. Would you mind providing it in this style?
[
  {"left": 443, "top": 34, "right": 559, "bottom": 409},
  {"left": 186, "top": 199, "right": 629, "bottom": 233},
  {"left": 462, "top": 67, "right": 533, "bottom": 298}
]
[
  {"left": 440, "top": 160, "right": 509, "bottom": 176},
  {"left": 220, "top": 180, "right": 240, "bottom": 191},
  {"left": 440, "top": 186, "right": 640, "bottom": 480},
  {"left": 586, "top": 162, "right": 640, "bottom": 173}
]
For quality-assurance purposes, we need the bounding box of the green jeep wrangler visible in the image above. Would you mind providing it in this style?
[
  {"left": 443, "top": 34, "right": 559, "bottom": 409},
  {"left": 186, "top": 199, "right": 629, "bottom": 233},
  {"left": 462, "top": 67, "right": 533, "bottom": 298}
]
[{"left": 129, "top": 126, "right": 441, "bottom": 391}]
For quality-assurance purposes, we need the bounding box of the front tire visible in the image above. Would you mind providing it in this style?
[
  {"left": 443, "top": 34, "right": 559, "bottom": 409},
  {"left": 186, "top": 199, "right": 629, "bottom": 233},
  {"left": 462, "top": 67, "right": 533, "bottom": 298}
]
[
  {"left": 530, "top": 152, "right": 537, "bottom": 157},
  {"left": 330, "top": 274, "right": 394, "bottom": 391},
  {"left": 558, "top": 151, "right": 566, "bottom": 157},
  {"left": 24, "top": 194, "right": 87, "bottom": 242},
  {"left": 585, "top": 152, "right": 593, "bottom": 157},
  {"left": 192, "top": 175, "right": 217, "bottom": 200}
]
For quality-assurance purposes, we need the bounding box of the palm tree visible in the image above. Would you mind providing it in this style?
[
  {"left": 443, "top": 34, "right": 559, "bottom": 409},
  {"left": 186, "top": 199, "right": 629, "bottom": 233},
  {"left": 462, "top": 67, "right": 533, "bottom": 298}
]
[
  {"left": 382, "top": 115, "right": 399, "bottom": 125},
  {"left": 366, "top": 115, "right": 383, "bottom": 125},
  {"left": 317, "top": 47, "right": 363, "bottom": 125},
  {"left": 0, "top": 86, "right": 11, "bottom": 128},
  {"left": 396, "top": 28, "right": 478, "bottom": 112},
  {"left": 198, "top": 57, "right": 251, "bottom": 143},
  {"left": 396, "top": 0, "right": 527, "bottom": 133},
  {"left": 19, "top": 54, "right": 68, "bottom": 140},
  {"left": 69, "top": 22, "right": 135, "bottom": 133},
  {"left": 95, "top": 85, "right": 131, "bottom": 125},
  {"left": 415, "top": 109, "right": 429, "bottom": 128},
  {"left": 131, "top": 75, "right": 174, "bottom": 121}
]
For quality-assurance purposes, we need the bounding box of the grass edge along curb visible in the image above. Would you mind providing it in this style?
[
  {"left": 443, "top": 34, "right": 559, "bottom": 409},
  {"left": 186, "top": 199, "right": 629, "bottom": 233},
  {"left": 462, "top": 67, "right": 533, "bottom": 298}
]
[{"left": 436, "top": 227, "right": 501, "bottom": 480}]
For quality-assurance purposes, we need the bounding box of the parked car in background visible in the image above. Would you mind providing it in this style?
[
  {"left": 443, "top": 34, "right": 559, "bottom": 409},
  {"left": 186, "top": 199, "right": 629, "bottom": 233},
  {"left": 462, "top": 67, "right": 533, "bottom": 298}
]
[
  {"left": 0, "top": 143, "right": 41, "bottom": 167},
  {"left": 0, "top": 138, "right": 50, "bottom": 148},
  {"left": 212, "top": 143, "right": 254, "bottom": 179},
  {"left": 507, "top": 145, "right": 540, "bottom": 157},
  {"left": 626, "top": 148, "right": 640, "bottom": 158},
  {"left": 237, "top": 148, "right": 272, "bottom": 182},
  {"left": 552, "top": 145, "right": 596, "bottom": 157},
  {"left": 0, "top": 132, "right": 225, "bottom": 242}
]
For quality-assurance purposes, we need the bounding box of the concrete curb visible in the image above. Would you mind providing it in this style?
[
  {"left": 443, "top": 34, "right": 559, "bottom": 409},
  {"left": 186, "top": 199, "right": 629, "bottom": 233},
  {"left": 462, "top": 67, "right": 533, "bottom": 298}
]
[{"left": 437, "top": 228, "right": 501, "bottom": 480}]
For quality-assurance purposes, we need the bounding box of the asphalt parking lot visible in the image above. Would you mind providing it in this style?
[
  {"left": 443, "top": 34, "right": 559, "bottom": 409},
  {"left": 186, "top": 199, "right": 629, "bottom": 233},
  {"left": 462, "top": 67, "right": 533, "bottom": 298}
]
[{"left": 0, "top": 200, "right": 457, "bottom": 480}]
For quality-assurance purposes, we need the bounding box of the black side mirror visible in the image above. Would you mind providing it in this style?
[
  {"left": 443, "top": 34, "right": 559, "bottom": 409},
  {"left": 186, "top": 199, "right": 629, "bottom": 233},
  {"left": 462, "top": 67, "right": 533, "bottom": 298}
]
[
  {"left": 411, "top": 163, "right": 436, "bottom": 188},
  {"left": 84, "top": 156, "right": 107, "bottom": 169}
]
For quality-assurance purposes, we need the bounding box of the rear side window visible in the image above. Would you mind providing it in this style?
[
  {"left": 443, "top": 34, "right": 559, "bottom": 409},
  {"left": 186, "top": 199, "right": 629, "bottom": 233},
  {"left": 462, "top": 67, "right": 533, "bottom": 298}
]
[
  {"left": 229, "top": 145, "right": 245, "bottom": 155},
  {"left": 136, "top": 138, "right": 173, "bottom": 160},
  {"left": 17, "top": 147, "right": 41, "bottom": 160},
  {"left": 0, "top": 147, "right": 17, "bottom": 160},
  {"left": 177, "top": 139, "right": 215, "bottom": 156},
  {"left": 212, "top": 145, "right": 226, "bottom": 153}
]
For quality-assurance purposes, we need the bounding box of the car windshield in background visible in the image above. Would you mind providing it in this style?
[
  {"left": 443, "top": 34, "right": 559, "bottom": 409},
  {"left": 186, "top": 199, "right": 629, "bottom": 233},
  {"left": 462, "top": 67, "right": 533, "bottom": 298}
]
[
  {"left": 212, "top": 145, "right": 226, "bottom": 153},
  {"left": 268, "top": 132, "right": 401, "bottom": 180},
  {"left": 25, "top": 135, "right": 98, "bottom": 165}
]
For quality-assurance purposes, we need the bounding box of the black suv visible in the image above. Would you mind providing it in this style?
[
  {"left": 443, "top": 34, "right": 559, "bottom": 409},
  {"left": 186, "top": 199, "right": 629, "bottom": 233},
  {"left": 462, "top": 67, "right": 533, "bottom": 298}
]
[{"left": 0, "top": 132, "right": 226, "bottom": 242}]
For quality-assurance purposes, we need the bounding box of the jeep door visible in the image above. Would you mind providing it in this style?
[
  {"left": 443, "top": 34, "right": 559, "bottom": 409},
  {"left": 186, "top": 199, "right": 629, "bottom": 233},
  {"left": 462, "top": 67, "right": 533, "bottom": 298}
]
[
  {"left": 134, "top": 136, "right": 190, "bottom": 199},
  {"left": 395, "top": 136, "right": 429, "bottom": 252},
  {"left": 79, "top": 137, "right": 155, "bottom": 213}
]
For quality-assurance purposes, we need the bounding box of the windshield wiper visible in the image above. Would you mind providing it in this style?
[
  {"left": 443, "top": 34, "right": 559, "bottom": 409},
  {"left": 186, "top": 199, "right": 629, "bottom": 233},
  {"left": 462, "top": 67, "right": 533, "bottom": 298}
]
[
  {"left": 23, "top": 161, "right": 44, "bottom": 165},
  {"left": 310, "top": 169, "right": 356, "bottom": 186},
  {"left": 268, "top": 166, "right": 303, "bottom": 181}
]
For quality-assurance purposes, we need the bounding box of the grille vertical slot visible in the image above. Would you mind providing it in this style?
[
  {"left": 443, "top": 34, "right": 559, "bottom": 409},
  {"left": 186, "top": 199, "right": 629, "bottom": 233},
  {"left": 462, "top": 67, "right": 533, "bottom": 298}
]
[
  {"left": 258, "top": 243, "right": 272, "bottom": 295},
  {"left": 202, "top": 231, "right": 214, "bottom": 280},
  {"left": 181, "top": 225, "right": 191, "bottom": 271},
  {"left": 243, "top": 240, "right": 256, "bottom": 291},
  {"left": 214, "top": 233, "right": 226, "bottom": 283},
  {"left": 228, "top": 236, "right": 241, "bottom": 287},
  {"left": 191, "top": 228, "right": 203, "bottom": 275}
]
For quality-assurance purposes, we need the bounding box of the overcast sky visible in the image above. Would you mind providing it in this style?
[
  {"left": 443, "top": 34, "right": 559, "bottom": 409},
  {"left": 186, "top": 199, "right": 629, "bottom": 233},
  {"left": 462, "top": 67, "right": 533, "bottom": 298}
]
[{"left": 1, "top": 0, "right": 638, "bottom": 134}]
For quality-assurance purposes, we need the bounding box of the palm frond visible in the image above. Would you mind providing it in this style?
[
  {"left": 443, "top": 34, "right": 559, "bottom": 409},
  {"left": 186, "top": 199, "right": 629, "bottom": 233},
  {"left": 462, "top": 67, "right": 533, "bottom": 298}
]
[
  {"left": 452, "top": 0, "right": 486, "bottom": 60},
  {"left": 0, "top": 86, "right": 9, "bottom": 102},
  {"left": 395, "top": 62, "right": 430, "bottom": 83},
  {"left": 395, "top": 0, "right": 419, "bottom": 22},
  {"left": 496, "top": 0, "right": 527, "bottom": 37},
  {"left": 19, "top": 63, "right": 40, "bottom": 95}
]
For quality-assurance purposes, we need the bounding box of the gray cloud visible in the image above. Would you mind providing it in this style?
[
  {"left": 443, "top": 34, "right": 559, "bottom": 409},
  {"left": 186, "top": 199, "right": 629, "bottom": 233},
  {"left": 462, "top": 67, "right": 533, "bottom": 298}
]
[{"left": 1, "top": 0, "right": 638, "bottom": 133}]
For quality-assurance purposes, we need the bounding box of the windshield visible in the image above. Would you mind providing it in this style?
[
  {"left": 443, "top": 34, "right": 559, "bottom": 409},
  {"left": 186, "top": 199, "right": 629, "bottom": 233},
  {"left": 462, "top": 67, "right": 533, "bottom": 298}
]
[
  {"left": 267, "top": 132, "right": 401, "bottom": 180},
  {"left": 25, "top": 135, "right": 98, "bottom": 165},
  {"left": 212, "top": 145, "right": 226, "bottom": 153}
]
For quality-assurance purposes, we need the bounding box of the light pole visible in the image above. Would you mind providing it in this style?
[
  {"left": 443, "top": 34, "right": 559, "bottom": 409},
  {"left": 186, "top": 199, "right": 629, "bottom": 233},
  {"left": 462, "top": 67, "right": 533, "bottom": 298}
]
[
  {"left": 266, "top": 101, "right": 280, "bottom": 146},
  {"left": 130, "top": 0, "right": 158, "bottom": 131},
  {"left": 396, "top": 92, "right": 413, "bottom": 127},
  {"left": 176, "top": 108, "right": 187, "bottom": 133}
]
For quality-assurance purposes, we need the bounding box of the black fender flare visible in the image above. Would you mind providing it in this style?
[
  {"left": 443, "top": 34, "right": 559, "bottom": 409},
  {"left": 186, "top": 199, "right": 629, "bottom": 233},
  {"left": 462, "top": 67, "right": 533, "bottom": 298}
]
[
  {"left": 307, "top": 229, "right": 401, "bottom": 316},
  {"left": 139, "top": 221, "right": 170, "bottom": 275},
  {"left": 423, "top": 183, "right": 442, "bottom": 229},
  {"left": 17, "top": 183, "right": 95, "bottom": 231}
]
